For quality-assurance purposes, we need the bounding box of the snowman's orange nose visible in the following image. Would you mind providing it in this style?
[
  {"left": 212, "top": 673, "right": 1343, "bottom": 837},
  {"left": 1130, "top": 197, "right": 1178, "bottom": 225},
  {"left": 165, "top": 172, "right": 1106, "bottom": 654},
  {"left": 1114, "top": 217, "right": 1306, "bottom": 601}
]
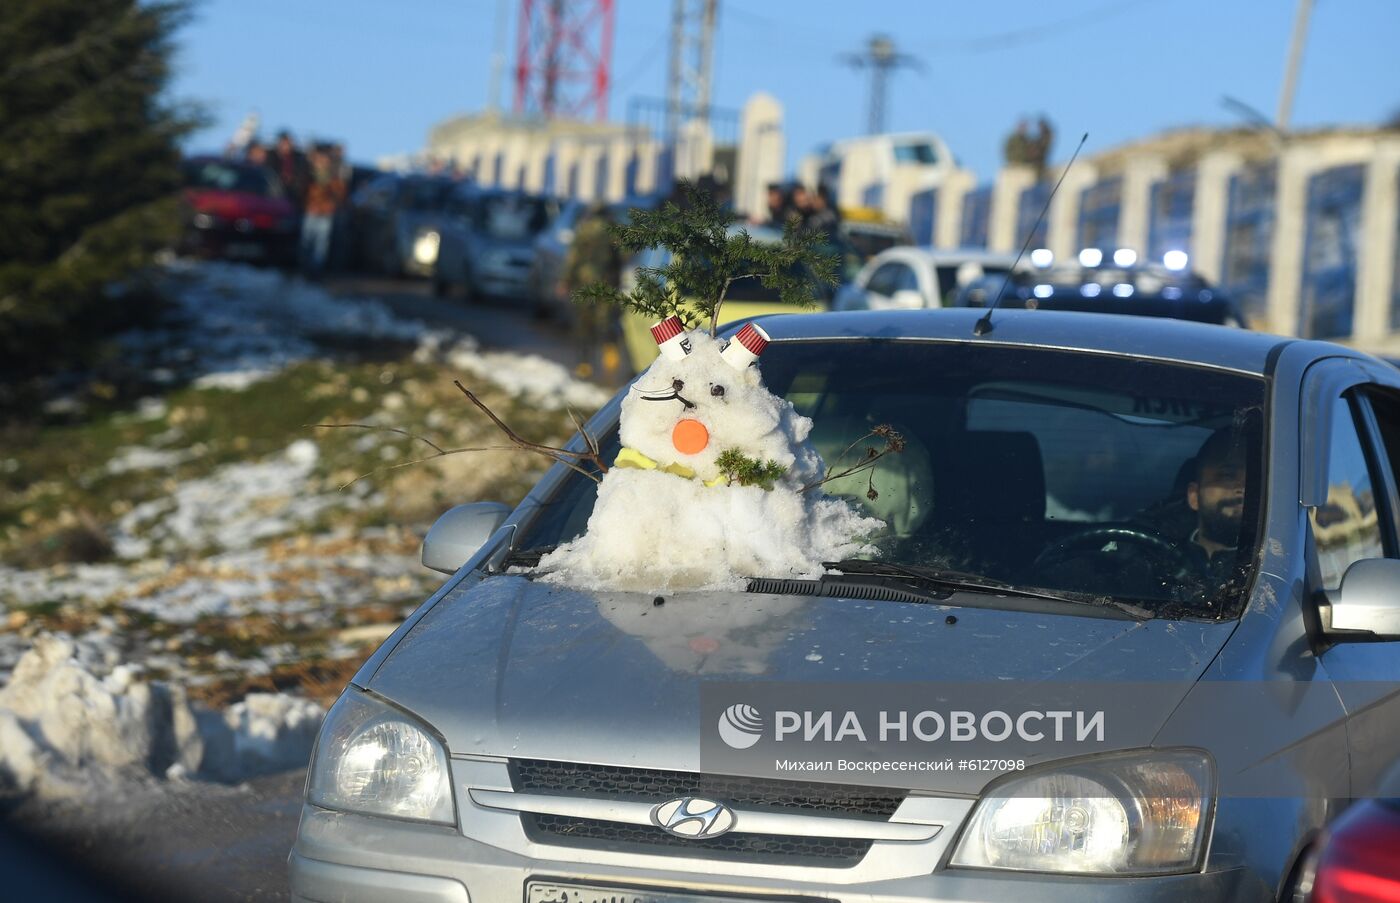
[{"left": 672, "top": 419, "right": 709, "bottom": 455}]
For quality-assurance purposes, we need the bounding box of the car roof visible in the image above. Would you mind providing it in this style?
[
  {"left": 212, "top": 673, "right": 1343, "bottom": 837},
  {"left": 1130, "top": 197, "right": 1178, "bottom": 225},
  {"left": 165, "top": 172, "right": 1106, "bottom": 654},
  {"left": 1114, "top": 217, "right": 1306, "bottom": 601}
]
[
  {"left": 892, "top": 247, "right": 1023, "bottom": 266},
  {"left": 752, "top": 308, "right": 1302, "bottom": 375}
]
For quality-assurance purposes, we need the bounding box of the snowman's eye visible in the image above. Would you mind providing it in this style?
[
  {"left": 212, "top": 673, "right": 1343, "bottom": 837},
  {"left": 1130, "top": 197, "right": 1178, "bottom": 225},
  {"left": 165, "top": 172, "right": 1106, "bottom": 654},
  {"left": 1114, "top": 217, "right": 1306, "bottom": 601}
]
[
  {"left": 710, "top": 385, "right": 725, "bottom": 397},
  {"left": 672, "top": 378, "right": 685, "bottom": 391}
]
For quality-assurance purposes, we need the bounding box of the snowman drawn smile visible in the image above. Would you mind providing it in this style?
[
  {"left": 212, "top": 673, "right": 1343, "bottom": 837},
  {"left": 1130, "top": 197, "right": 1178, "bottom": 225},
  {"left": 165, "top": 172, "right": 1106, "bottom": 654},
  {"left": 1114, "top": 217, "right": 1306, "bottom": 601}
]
[{"left": 635, "top": 377, "right": 697, "bottom": 410}]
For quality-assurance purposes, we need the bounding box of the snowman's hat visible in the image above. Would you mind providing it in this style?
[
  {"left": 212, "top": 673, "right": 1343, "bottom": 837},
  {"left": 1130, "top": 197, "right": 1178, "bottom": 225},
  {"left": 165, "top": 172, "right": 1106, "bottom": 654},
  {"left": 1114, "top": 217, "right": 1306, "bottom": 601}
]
[
  {"left": 720, "top": 322, "right": 770, "bottom": 370},
  {"left": 650, "top": 316, "right": 693, "bottom": 361}
]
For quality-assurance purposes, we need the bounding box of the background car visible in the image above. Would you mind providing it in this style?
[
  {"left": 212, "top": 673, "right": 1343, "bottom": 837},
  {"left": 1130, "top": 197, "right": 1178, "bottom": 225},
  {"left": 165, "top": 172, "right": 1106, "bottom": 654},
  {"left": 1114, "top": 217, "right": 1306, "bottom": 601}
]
[
  {"left": 179, "top": 155, "right": 298, "bottom": 266},
  {"left": 432, "top": 188, "right": 557, "bottom": 306},
  {"left": 348, "top": 173, "right": 456, "bottom": 277},
  {"left": 833, "top": 246, "right": 1026, "bottom": 311},
  {"left": 528, "top": 196, "right": 660, "bottom": 322},
  {"left": 1300, "top": 760, "right": 1400, "bottom": 902},
  {"left": 618, "top": 223, "right": 843, "bottom": 372},
  {"left": 953, "top": 256, "right": 1247, "bottom": 327},
  {"left": 838, "top": 214, "right": 911, "bottom": 263}
]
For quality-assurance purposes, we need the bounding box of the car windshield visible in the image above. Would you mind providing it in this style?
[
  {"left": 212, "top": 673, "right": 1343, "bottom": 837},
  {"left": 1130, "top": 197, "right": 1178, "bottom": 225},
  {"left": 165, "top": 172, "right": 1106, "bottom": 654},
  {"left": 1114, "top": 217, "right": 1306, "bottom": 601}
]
[
  {"left": 400, "top": 179, "right": 454, "bottom": 211},
  {"left": 515, "top": 340, "right": 1267, "bottom": 619},
  {"left": 183, "top": 161, "right": 282, "bottom": 198},
  {"left": 472, "top": 195, "right": 553, "bottom": 238},
  {"left": 894, "top": 142, "right": 939, "bottom": 164}
]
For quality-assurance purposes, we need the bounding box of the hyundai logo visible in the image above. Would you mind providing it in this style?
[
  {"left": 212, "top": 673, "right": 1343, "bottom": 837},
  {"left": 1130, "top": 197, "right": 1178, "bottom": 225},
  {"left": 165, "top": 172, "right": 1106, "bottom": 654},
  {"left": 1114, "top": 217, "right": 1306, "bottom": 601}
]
[{"left": 650, "top": 797, "right": 737, "bottom": 839}]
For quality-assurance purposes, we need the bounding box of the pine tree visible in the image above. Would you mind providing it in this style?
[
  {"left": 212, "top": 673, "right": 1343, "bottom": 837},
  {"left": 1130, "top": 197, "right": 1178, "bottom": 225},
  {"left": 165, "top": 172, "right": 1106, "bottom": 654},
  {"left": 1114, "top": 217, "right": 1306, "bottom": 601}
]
[
  {"left": 0, "top": 0, "right": 197, "bottom": 378},
  {"left": 575, "top": 180, "right": 838, "bottom": 337}
]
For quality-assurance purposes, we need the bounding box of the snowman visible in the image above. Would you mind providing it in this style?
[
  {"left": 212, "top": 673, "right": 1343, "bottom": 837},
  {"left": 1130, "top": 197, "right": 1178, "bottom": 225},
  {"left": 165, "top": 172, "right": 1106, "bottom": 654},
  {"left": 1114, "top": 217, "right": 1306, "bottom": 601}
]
[{"left": 537, "top": 317, "right": 881, "bottom": 593}]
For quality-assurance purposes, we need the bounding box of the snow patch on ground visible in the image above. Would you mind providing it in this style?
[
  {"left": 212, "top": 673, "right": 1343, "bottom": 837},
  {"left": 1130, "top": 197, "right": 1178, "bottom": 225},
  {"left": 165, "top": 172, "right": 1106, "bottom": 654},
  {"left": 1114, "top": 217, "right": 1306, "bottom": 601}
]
[
  {"left": 122, "top": 260, "right": 427, "bottom": 391},
  {"left": 428, "top": 333, "right": 610, "bottom": 412},
  {"left": 0, "top": 636, "right": 323, "bottom": 799},
  {"left": 111, "top": 439, "right": 352, "bottom": 560}
]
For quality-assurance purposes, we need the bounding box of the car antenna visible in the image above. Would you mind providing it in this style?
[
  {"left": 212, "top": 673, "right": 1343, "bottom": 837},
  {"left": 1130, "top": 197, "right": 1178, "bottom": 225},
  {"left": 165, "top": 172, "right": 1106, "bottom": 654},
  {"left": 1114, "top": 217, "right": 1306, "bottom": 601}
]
[{"left": 973, "top": 132, "right": 1089, "bottom": 337}]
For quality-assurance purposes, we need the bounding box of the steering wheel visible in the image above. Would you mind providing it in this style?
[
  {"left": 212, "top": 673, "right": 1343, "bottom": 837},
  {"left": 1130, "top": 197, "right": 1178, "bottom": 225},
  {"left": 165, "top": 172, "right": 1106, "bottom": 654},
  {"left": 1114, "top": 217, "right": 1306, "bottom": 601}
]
[{"left": 1033, "top": 524, "right": 1193, "bottom": 580}]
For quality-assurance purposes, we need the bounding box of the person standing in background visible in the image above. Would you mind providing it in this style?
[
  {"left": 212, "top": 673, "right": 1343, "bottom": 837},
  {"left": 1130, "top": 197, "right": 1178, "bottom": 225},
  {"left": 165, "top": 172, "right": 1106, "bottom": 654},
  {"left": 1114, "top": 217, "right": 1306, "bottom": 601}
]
[
  {"left": 564, "top": 202, "right": 623, "bottom": 380},
  {"left": 299, "top": 145, "right": 345, "bottom": 279},
  {"left": 267, "top": 130, "right": 309, "bottom": 208},
  {"left": 327, "top": 142, "right": 353, "bottom": 273}
]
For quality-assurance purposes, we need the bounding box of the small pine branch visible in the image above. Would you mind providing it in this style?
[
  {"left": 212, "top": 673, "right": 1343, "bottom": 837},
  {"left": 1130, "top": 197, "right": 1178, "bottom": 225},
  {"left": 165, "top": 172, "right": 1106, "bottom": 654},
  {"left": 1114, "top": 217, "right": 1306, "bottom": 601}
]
[
  {"left": 716, "top": 448, "right": 787, "bottom": 491},
  {"left": 573, "top": 180, "right": 839, "bottom": 336}
]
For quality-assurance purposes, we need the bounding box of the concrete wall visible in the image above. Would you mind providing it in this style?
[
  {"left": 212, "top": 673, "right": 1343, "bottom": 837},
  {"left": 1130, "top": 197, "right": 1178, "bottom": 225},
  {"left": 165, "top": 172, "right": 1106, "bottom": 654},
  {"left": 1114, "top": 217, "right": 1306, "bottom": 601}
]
[{"left": 912, "top": 129, "right": 1399, "bottom": 350}]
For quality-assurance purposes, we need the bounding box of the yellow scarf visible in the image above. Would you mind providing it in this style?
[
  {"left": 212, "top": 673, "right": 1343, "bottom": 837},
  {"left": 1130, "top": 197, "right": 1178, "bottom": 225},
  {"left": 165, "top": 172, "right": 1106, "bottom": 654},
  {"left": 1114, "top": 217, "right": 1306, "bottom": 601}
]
[{"left": 615, "top": 447, "right": 727, "bottom": 487}]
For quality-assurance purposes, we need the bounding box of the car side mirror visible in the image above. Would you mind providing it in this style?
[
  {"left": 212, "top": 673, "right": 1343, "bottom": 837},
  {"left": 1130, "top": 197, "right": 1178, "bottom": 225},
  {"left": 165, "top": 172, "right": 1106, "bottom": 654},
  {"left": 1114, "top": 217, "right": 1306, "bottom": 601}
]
[
  {"left": 1321, "top": 558, "right": 1400, "bottom": 639},
  {"left": 890, "top": 289, "right": 925, "bottom": 309},
  {"left": 422, "top": 502, "right": 512, "bottom": 575}
]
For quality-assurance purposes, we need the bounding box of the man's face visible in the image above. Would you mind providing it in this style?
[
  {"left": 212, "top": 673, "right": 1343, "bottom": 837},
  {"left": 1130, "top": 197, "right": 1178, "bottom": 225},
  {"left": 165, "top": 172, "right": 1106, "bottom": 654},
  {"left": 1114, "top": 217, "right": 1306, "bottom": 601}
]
[{"left": 1189, "top": 454, "right": 1246, "bottom": 545}]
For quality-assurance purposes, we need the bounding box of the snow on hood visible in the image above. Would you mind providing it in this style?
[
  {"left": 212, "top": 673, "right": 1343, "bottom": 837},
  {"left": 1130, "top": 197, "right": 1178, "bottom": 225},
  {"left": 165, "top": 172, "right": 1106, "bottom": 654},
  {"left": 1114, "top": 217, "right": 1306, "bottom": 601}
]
[{"left": 534, "top": 331, "right": 880, "bottom": 593}]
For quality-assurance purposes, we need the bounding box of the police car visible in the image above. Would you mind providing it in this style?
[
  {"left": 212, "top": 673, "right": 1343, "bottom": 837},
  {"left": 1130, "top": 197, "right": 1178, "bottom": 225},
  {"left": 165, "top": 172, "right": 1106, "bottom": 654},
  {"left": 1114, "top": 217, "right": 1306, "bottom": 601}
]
[{"left": 951, "top": 248, "right": 1247, "bottom": 328}]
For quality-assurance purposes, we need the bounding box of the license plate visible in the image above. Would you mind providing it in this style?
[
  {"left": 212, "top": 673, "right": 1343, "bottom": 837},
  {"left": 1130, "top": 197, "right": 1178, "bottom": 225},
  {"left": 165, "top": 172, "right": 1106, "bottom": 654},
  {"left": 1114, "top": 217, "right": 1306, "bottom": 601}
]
[
  {"left": 225, "top": 242, "right": 264, "bottom": 259},
  {"left": 526, "top": 881, "right": 774, "bottom": 903}
]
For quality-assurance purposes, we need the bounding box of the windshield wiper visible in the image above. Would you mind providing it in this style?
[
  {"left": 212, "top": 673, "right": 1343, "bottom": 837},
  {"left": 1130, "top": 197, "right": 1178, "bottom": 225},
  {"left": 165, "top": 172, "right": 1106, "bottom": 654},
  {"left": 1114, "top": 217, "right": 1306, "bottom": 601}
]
[
  {"left": 824, "top": 559, "right": 1153, "bottom": 620},
  {"left": 498, "top": 545, "right": 556, "bottom": 569}
]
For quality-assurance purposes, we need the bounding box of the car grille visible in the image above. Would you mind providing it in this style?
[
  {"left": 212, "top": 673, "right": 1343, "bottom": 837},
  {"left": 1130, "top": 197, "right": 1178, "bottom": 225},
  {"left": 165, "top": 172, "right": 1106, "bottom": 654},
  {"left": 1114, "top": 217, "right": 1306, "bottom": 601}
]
[
  {"left": 522, "top": 813, "right": 874, "bottom": 868},
  {"left": 510, "top": 759, "right": 905, "bottom": 819},
  {"left": 509, "top": 759, "right": 908, "bottom": 868}
]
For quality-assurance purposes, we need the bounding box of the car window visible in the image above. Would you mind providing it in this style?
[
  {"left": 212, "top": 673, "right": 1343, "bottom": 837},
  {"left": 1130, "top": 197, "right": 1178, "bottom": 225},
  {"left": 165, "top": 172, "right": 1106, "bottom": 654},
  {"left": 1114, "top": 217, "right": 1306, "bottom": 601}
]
[
  {"left": 1312, "top": 394, "right": 1386, "bottom": 589},
  {"left": 515, "top": 342, "right": 1268, "bottom": 619},
  {"left": 1362, "top": 390, "right": 1400, "bottom": 540},
  {"left": 866, "top": 263, "right": 904, "bottom": 296},
  {"left": 184, "top": 161, "right": 282, "bottom": 199}
]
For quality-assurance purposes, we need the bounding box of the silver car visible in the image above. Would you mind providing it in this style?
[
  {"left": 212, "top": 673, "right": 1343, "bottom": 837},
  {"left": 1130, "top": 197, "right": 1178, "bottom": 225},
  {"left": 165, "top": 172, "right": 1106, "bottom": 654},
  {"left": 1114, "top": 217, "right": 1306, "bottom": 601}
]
[
  {"left": 433, "top": 189, "right": 558, "bottom": 305},
  {"left": 291, "top": 309, "right": 1400, "bottom": 902}
]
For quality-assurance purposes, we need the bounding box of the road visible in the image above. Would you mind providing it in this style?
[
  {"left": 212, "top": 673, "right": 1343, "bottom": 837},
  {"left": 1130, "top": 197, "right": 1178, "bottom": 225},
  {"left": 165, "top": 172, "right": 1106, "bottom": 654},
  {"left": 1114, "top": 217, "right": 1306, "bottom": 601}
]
[{"left": 10, "top": 273, "right": 595, "bottom": 902}]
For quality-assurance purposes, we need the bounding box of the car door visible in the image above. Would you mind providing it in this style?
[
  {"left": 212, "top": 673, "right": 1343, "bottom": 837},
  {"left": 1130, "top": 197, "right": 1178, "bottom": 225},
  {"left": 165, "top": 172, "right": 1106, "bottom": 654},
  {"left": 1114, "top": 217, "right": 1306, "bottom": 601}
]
[{"left": 1305, "top": 362, "right": 1400, "bottom": 798}]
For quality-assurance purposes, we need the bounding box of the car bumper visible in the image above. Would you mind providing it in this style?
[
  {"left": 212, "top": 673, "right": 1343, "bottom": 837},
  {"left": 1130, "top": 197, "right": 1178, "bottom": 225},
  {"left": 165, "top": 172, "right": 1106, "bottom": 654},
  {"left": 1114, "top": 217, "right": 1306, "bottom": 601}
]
[
  {"left": 183, "top": 226, "right": 297, "bottom": 264},
  {"left": 290, "top": 804, "right": 1268, "bottom": 903},
  {"left": 473, "top": 269, "right": 533, "bottom": 299}
]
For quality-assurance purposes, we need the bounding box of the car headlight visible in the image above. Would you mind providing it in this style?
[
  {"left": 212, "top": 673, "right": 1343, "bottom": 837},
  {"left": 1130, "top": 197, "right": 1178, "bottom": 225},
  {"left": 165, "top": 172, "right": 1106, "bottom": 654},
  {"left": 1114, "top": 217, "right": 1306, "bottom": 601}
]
[
  {"left": 413, "top": 230, "right": 441, "bottom": 265},
  {"left": 950, "top": 748, "right": 1213, "bottom": 876},
  {"left": 307, "top": 690, "right": 455, "bottom": 825},
  {"left": 192, "top": 212, "right": 223, "bottom": 229}
]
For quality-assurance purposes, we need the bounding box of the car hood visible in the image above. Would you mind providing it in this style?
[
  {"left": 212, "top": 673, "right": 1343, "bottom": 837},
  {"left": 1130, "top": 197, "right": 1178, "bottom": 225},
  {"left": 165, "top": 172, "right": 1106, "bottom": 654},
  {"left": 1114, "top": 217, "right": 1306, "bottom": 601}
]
[
  {"left": 185, "top": 187, "right": 294, "bottom": 218},
  {"left": 367, "top": 575, "right": 1235, "bottom": 793}
]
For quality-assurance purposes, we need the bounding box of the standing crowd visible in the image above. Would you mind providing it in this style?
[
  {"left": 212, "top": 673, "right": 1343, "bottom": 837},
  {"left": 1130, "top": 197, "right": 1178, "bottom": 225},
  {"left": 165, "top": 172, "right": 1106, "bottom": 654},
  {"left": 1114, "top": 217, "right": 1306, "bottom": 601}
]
[
  {"left": 761, "top": 182, "right": 842, "bottom": 237},
  {"left": 238, "top": 131, "right": 350, "bottom": 278}
]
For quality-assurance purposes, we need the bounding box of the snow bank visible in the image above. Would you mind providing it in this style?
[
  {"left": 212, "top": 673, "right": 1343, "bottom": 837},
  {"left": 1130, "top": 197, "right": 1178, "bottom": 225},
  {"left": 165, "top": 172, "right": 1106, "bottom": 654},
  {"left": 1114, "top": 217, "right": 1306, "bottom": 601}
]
[
  {"left": 0, "top": 636, "right": 202, "bottom": 798},
  {"left": 197, "top": 693, "right": 324, "bottom": 782},
  {"left": 0, "top": 636, "right": 324, "bottom": 799}
]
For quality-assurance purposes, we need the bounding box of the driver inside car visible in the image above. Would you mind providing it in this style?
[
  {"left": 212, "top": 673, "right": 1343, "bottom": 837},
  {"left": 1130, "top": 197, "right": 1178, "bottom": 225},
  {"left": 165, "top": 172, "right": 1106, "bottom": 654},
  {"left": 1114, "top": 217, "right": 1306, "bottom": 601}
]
[{"left": 1127, "top": 427, "right": 1251, "bottom": 608}]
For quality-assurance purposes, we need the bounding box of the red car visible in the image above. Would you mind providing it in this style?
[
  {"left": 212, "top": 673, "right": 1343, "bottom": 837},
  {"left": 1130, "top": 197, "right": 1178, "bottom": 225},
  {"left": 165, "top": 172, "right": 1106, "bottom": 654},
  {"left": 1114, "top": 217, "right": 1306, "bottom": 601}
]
[
  {"left": 1303, "top": 770, "right": 1400, "bottom": 902},
  {"left": 180, "top": 156, "right": 299, "bottom": 265}
]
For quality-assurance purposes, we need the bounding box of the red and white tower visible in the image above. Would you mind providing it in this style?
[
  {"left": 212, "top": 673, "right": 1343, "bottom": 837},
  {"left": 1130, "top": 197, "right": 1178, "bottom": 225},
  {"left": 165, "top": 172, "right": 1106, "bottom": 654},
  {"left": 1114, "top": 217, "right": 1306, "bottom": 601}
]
[{"left": 512, "top": 0, "right": 616, "bottom": 122}]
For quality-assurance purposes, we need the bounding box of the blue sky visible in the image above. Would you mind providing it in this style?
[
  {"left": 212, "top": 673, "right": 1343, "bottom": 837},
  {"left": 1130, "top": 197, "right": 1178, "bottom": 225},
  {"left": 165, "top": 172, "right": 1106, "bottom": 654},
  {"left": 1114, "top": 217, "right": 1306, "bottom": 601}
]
[{"left": 175, "top": 0, "right": 1400, "bottom": 178}]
